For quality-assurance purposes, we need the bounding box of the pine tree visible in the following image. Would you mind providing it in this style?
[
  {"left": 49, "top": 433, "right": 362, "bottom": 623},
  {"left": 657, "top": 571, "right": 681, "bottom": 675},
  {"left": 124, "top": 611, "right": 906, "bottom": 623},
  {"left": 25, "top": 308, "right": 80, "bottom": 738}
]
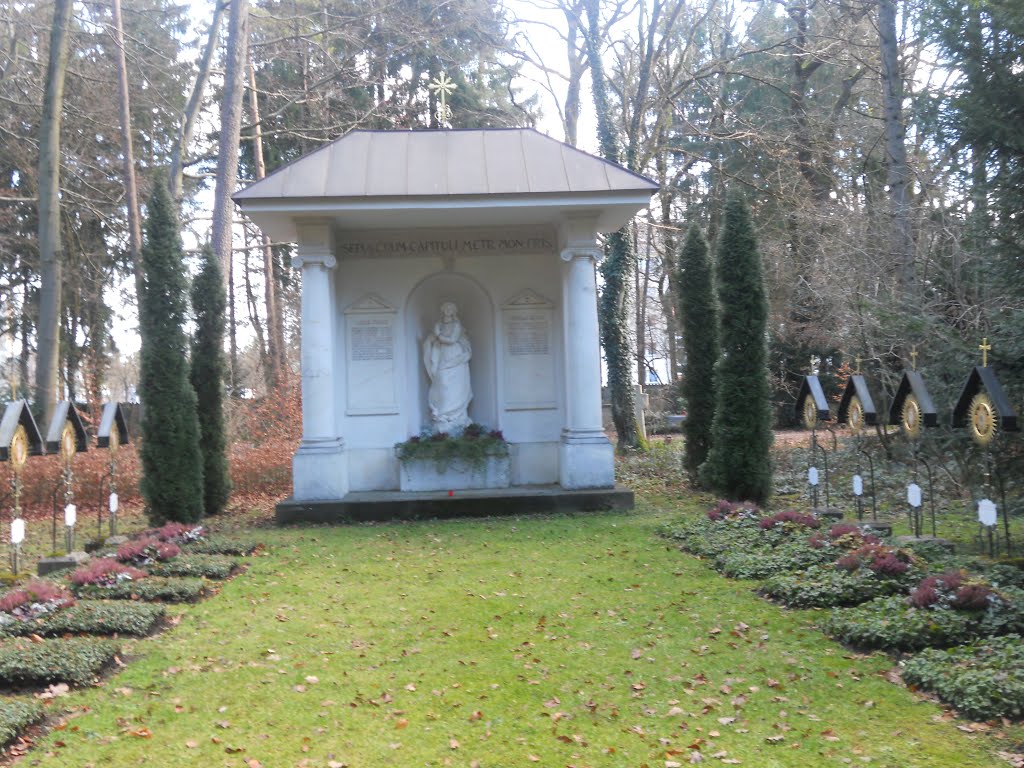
[
  {"left": 677, "top": 225, "right": 719, "bottom": 483},
  {"left": 138, "top": 180, "right": 204, "bottom": 524},
  {"left": 191, "top": 244, "right": 231, "bottom": 516},
  {"left": 700, "top": 192, "right": 773, "bottom": 504}
]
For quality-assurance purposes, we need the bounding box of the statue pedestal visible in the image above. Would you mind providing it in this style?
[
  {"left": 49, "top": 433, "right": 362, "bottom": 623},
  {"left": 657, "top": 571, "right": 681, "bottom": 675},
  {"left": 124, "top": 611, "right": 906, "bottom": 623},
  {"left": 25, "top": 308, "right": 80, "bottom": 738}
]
[{"left": 400, "top": 456, "right": 511, "bottom": 492}]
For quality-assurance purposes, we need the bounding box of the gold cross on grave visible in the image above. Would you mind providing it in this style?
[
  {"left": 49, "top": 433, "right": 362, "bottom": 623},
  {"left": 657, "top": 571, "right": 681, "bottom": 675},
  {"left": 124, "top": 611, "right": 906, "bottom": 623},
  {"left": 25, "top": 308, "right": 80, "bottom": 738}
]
[
  {"left": 854, "top": 357, "right": 862, "bottom": 375},
  {"left": 979, "top": 337, "right": 992, "bottom": 367},
  {"left": 910, "top": 346, "right": 918, "bottom": 372},
  {"left": 428, "top": 72, "right": 456, "bottom": 127}
]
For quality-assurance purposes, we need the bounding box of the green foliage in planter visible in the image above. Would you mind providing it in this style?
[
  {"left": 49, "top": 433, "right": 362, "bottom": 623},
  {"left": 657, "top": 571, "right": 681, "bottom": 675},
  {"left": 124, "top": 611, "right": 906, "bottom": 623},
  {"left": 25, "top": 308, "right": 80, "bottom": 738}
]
[
  {"left": 395, "top": 425, "right": 509, "bottom": 471},
  {"left": 0, "top": 637, "right": 119, "bottom": 687},
  {"left": 73, "top": 576, "right": 207, "bottom": 603},
  {"left": 182, "top": 535, "right": 261, "bottom": 556},
  {"left": 0, "top": 698, "right": 45, "bottom": 747},
  {"left": 147, "top": 554, "right": 237, "bottom": 580},
  {"left": 0, "top": 601, "right": 165, "bottom": 638},
  {"left": 715, "top": 540, "right": 835, "bottom": 580},
  {"left": 902, "top": 635, "right": 1024, "bottom": 720},
  {"left": 823, "top": 596, "right": 978, "bottom": 651},
  {"left": 761, "top": 565, "right": 913, "bottom": 609}
]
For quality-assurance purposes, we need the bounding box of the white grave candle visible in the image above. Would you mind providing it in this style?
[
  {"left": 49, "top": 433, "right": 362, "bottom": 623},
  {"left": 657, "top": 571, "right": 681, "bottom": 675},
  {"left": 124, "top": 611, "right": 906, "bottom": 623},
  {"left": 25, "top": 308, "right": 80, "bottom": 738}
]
[
  {"left": 977, "top": 498, "right": 997, "bottom": 527},
  {"left": 907, "top": 483, "right": 922, "bottom": 508},
  {"left": 10, "top": 518, "right": 25, "bottom": 545}
]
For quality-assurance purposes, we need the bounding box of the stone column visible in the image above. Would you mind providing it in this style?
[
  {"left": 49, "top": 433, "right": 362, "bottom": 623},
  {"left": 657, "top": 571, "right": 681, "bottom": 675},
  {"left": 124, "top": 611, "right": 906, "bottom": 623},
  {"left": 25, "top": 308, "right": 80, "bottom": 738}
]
[
  {"left": 291, "top": 222, "right": 348, "bottom": 501},
  {"left": 558, "top": 244, "right": 615, "bottom": 489}
]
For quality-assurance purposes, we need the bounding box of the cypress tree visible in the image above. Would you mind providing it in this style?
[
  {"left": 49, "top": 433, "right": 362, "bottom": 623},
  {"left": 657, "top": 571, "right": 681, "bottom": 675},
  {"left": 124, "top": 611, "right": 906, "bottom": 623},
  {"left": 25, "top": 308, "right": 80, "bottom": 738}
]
[
  {"left": 138, "top": 180, "right": 204, "bottom": 523},
  {"left": 190, "top": 244, "right": 231, "bottom": 515},
  {"left": 700, "top": 192, "right": 773, "bottom": 504},
  {"left": 676, "top": 224, "right": 719, "bottom": 483}
]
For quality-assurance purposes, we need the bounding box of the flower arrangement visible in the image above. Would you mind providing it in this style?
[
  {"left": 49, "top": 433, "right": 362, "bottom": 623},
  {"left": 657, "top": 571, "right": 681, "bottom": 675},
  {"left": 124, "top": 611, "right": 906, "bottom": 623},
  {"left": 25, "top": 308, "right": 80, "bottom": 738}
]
[
  {"left": 149, "top": 522, "right": 205, "bottom": 545},
  {"left": 0, "top": 580, "right": 75, "bottom": 624},
  {"left": 395, "top": 423, "right": 509, "bottom": 471},
  {"left": 836, "top": 542, "right": 915, "bottom": 577},
  {"left": 70, "top": 558, "right": 147, "bottom": 588},
  {"left": 908, "top": 570, "right": 1000, "bottom": 611},
  {"left": 116, "top": 537, "right": 181, "bottom": 566}
]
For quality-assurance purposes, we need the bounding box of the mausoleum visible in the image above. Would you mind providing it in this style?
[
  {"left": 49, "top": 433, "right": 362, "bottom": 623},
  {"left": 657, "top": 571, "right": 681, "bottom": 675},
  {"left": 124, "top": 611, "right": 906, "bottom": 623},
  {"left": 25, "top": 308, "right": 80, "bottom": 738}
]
[{"left": 234, "top": 128, "right": 656, "bottom": 521}]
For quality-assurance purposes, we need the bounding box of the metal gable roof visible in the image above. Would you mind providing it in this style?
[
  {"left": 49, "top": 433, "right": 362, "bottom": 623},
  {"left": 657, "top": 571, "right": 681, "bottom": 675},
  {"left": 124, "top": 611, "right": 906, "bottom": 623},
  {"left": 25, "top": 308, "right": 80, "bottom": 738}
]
[{"left": 234, "top": 128, "right": 658, "bottom": 201}]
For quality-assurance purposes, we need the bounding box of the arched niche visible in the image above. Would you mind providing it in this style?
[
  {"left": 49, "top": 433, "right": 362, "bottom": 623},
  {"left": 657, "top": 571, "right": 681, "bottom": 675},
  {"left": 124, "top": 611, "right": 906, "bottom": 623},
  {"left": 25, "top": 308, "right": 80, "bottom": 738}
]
[{"left": 404, "top": 272, "right": 496, "bottom": 435}]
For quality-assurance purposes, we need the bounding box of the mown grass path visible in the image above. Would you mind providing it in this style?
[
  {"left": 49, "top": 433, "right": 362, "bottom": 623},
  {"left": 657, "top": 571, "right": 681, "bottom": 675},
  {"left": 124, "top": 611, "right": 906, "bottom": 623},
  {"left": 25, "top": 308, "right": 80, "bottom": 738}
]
[{"left": 32, "top": 505, "right": 1003, "bottom": 767}]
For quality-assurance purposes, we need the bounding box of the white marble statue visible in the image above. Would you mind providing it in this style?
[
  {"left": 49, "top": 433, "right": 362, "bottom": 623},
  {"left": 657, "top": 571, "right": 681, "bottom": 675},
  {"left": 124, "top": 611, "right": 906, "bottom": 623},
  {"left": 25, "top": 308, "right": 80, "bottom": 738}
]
[{"left": 423, "top": 301, "right": 473, "bottom": 433}]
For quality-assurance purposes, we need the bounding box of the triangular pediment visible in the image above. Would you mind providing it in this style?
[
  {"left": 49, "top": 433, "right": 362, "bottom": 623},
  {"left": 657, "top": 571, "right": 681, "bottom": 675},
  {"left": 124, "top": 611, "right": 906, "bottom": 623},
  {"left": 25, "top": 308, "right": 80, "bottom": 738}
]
[
  {"left": 345, "top": 294, "right": 396, "bottom": 314},
  {"left": 0, "top": 400, "right": 44, "bottom": 461},
  {"left": 45, "top": 401, "right": 89, "bottom": 454},
  {"left": 97, "top": 402, "right": 130, "bottom": 449},
  {"left": 503, "top": 289, "right": 552, "bottom": 309}
]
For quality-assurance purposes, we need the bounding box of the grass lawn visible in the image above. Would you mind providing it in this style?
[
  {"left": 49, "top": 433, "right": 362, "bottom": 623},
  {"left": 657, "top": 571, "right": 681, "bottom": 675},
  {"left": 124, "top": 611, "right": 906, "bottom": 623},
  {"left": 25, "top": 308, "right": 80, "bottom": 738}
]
[{"left": 26, "top": 500, "right": 1015, "bottom": 767}]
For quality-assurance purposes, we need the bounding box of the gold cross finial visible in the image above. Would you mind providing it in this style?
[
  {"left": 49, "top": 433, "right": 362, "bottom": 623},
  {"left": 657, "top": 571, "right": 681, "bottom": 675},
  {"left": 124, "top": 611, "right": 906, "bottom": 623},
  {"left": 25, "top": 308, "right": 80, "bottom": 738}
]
[
  {"left": 854, "top": 356, "right": 862, "bottom": 375},
  {"left": 910, "top": 346, "right": 918, "bottom": 371},
  {"left": 428, "top": 72, "right": 456, "bottom": 127},
  {"left": 809, "top": 355, "right": 816, "bottom": 375},
  {"left": 980, "top": 337, "right": 992, "bottom": 367}
]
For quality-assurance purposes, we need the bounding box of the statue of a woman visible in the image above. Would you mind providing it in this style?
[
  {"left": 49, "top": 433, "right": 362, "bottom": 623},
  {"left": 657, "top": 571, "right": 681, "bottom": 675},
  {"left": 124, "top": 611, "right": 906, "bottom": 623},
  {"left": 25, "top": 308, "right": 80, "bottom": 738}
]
[{"left": 423, "top": 301, "right": 473, "bottom": 433}]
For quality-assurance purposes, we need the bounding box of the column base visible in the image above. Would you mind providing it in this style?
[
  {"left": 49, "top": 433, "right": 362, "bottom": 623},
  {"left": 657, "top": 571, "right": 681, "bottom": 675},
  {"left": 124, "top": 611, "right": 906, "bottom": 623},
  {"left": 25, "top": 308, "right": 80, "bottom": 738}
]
[
  {"left": 293, "top": 438, "right": 349, "bottom": 501},
  {"left": 559, "top": 431, "right": 614, "bottom": 489}
]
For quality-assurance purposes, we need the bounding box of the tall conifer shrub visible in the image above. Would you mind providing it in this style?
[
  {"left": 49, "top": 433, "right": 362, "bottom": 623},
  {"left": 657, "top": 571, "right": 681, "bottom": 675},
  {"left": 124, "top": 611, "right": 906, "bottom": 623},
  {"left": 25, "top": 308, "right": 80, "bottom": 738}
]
[
  {"left": 700, "top": 193, "right": 773, "bottom": 504},
  {"left": 190, "top": 244, "right": 231, "bottom": 515},
  {"left": 138, "top": 181, "right": 204, "bottom": 523},
  {"left": 677, "top": 225, "right": 719, "bottom": 482}
]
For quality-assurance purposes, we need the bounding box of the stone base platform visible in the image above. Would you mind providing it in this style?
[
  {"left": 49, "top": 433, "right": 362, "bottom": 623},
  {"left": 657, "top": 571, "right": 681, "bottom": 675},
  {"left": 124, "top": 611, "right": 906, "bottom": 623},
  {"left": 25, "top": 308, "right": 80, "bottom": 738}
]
[{"left": 276, "top": 484, "right": 634, "bottom": 524}]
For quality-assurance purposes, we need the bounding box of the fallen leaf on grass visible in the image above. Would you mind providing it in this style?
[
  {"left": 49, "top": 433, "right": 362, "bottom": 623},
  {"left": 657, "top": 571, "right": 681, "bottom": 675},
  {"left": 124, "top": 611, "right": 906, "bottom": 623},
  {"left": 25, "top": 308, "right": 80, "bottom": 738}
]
[{"left": 185, "top": 740, "right": 198, "bottom": 749}]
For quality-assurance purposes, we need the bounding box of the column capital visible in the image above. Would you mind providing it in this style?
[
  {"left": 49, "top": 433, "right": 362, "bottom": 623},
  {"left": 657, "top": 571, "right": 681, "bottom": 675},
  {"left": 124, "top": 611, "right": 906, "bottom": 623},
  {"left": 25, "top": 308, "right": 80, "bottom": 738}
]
[
  {"left": 559, "top": 247, "right": 603, "bottom": 263},
  {"left": 292, "top": 250, "right": 337, "bottom": 270}
]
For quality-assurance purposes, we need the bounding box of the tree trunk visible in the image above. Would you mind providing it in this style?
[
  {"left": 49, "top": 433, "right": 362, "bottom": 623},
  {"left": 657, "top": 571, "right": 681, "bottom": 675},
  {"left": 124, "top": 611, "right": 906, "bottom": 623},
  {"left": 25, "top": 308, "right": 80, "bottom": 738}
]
[
  {"left": 169, "top": 1, "right": 225, "bottom": 205},
  {"left": 34, "top": 0, "right": 73, "bottom": 424},
  {"left": 211, "top": 0, "right": 250, "bottom": 389},
  {"left": 246, "top": 55, "right": 285, "bottom": 389},
  {"left": 110, "top": 0, "right": 144, "bottom": 303},
  {"left": 878, "top": 0, "right": 914, "bottom": 297}
]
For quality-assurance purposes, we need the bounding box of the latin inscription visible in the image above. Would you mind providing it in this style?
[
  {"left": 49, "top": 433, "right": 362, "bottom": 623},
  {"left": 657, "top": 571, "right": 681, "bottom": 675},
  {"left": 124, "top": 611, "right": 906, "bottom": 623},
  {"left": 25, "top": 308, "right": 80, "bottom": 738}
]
[
  {"left": 351, "top": 317, "right": 394, "bottom": 362},
  {"left": 337, "top": 235, "right": 555, "bottom": 258},
  {"left": 507, "top": 312, "right": 550, "bottom": 356}
]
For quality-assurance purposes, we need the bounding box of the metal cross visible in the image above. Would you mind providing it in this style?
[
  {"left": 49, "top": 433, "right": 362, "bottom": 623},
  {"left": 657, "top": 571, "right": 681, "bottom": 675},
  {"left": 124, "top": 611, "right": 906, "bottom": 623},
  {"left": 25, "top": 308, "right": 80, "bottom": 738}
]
[
  {"left": 910, "top": 346, "right": 918, "bottom": 371},
  {"left": 854, "top": 356, "right": 862, "bottom": 375},
  {"left": 428, "top": 72, "right": 456, "bottom": 127},
  {"left": 980, "top": 337, "right": 992, "bottom": 367}
]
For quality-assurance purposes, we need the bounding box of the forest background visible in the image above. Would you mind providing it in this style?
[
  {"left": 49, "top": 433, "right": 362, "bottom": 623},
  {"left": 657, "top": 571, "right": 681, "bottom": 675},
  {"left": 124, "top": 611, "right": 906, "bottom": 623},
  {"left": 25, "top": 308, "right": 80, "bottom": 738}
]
[{"left": 0, "top": 0, "right": 1022, "bottom": 498}]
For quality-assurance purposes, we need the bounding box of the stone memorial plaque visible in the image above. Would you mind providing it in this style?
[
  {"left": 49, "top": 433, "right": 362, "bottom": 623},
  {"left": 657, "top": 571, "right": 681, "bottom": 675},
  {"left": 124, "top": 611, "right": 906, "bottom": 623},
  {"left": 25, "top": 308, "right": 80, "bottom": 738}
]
[
  {"left": 852, "top": 474, "right": 863, "bottom": 497},
  {"left": 907, "top": 483, "right": 922, "bottom": 508},
  {"left": 808, "top": 466, "right": 819, "bottom": 486},
  {"left": 977, "top": 498, "right": 997, "bottom": 527},
  {"left": 503, "top": 291, "right": 556, "bottom": 410},
  {"left": 345, "top": 296, "right": 399, "bottom": 415}
]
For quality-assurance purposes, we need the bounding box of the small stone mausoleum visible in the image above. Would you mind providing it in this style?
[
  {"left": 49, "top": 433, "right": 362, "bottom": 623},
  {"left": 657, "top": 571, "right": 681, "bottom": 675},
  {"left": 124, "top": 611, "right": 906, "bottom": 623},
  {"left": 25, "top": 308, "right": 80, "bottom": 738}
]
[{"left": 234, "top": 128, "right": 656, "bottom": 521}]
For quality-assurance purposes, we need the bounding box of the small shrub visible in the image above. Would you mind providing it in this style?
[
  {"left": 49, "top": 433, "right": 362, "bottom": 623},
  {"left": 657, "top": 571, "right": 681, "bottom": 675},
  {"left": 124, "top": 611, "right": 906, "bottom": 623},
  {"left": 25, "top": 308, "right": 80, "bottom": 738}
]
[
  {"left": 116, "top": 537, "right": 181, "bottom": 566},
  {"left": 835, "top": 542, "right": 915, "bottom": 577},
  {"left": 147, "top": 554, "right": 237, "bottom": 580},
  {"left": 706, "top": 500, "right": 761, "bottom": 522},
  {"left": 758, "top": 510, "right": 820, "bottom": 531},
  {"left": 183, "top": 535, "right": 262, "bottom": 557},
  {"left": 73, "top": 576, "right": 207, "bottom": 603},
  {"left": 70, "top": 559, "right": 147, "bottom": 588},
  {"left": 902, "top": 635, "right": 1024, "bottom": 720},
  {"left": 0, "top": 580, "right": 75, "bottom": 623},
  {"left": 0, "top": 637, "right": 119, "bottom": 687},
  {"left": 0, "top": 698, "right": 45, "bottom": 747},
  {"left": 823, "top": 596, "right": 977, "bottom": 651},
  {"left": 715, "top": 540, "right": 835, "bottom": 580},
  {"left": 761, "top": 565, "right": 909, "bottom": 609}
]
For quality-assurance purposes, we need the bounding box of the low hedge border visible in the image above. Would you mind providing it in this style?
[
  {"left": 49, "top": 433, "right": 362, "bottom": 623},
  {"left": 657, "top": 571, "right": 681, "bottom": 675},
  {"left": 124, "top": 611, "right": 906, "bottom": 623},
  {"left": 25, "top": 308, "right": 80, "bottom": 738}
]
[
  {"left": 0, "top": 698, "right": 45, "bottom": 747},
  {"left": 147, "top": 554, "right": 238, "bottom": 580},
  {"left": 902, "top": 635, "right": 1024, "bottom": 721},
  {"left": 182, "top": 536, "right": 262, "bottom": 557},
  {"left": 72, "top": 576, "right": 207, "bottom": 603},
  {"left": 760, "top": 565, "right": 915, "bottom": 609},
  {"left": 0, "top": 601, "right": 165, "bottom": 639},
  {"left": 0, "top": 637, "right": 119, "bottom": 687}
]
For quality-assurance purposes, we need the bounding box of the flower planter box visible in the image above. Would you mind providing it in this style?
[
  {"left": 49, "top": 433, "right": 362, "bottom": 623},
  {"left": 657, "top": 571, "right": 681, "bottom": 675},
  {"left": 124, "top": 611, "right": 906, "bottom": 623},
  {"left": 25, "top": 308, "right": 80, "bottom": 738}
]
[{"left": 399, "top": 455, "right": 511, "bottom": 492}]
